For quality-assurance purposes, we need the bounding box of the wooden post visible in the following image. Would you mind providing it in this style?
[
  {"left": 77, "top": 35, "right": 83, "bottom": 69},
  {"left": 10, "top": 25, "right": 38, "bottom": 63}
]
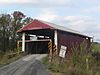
[
  {"left": 17, "top": 41, "right": 19, "bottom": 55},
  {"left": 22, "top": 33, "right": 25, "bottom": 52},
  {"left": 48, "top": 39, "right": 52, "bottom": 62},
  {"left": 54, "top": 30, "right": 58, "bottom": 55}
]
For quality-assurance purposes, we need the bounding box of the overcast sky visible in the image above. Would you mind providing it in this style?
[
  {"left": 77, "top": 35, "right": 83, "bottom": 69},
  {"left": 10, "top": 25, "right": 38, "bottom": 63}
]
[{"left": 0, "top": 0, "right": 100, "bottom": 42}]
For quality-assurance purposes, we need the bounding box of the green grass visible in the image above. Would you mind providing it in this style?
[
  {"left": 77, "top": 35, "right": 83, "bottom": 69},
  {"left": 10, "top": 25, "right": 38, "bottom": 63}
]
[
  {"left": 42, "top": 56, "right": 100, "bottom": 75},
  {"left": 42, "top": 42, "right": 100, "bottom": 75},
  {"left": 0, "top": 51, "right": 24, "bottom": 67},
  {"left": 91, "top": 43, "right": 100, "bottom": 52},
  {"left": 42, "top": 56, "right": 67, "bottom": 75}
]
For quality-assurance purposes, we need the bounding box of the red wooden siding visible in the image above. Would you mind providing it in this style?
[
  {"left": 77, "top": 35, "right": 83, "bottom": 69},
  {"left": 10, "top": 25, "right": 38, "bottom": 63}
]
[{"left": 57, "top": 30, "right": 91, "bottom": 57}]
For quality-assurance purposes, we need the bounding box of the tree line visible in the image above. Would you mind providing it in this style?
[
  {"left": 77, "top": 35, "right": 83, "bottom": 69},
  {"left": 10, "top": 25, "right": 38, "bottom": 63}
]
[{"left": 0, "top": 11, "right": 33, "bottom": 53}]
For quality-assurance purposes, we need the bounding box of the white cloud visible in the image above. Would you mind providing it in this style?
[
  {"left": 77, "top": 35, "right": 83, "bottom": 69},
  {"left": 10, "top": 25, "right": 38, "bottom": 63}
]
[
  {"left": 64, "top": 16, "right": 90, "bottom": 22},
  {"left": 84, "top": 0, "right": 100, "bottom": 4},
  {"left": 96, "top": 24, "right": 100, "bottom": 29},
  {"left": 44, "top": 0, "right": 72, "bottom": 5},
  {"left": 80, "top": 0, "right": 100, "bottom": 13},
  {"left": 63, "top": 16, "right": 95, "bottom": 31},
  {"left": 35, "top": 9, "right": 59, "bottom": 22},
  {"left": 0, "top": 0, "right": 73, "bottom": 6},
  {"left": 82, "top": 5, "right": 100, "bottom": 13},
  {"left": 0, "top": 0, "right": 32, "bottom": 4}
]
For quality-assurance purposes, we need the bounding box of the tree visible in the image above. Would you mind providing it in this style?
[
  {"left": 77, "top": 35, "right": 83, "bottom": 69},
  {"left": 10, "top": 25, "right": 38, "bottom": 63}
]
[
  {"left": 9, "top": 11, "right": 25, "bottom": 50},
  {"left": 0, "top": 14, "right": 12, "bottom": 52},
  {"left": 0, "top": 11, "right": 33, "bottom": 52},
  {"left": 23, "top": 17, "right": 33, "bottom": 25}
]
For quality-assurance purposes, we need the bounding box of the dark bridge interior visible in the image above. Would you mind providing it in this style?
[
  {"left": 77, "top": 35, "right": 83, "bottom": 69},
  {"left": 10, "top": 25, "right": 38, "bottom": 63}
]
[{"left": 25, "top": 41, "right": 49, "bottom": 54}]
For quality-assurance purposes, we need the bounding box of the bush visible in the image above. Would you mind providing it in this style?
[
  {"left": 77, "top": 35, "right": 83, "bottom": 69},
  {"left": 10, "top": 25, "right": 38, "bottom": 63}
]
[
  {"left": 42, "top": 41, "right": 100, "bottom": 75},
  {"left": 64, "top": 42, "right": 99, "bottom": 75}
]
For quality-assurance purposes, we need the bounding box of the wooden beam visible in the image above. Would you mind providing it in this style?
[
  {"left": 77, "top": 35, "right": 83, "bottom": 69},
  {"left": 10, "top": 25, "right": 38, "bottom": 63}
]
[
  {"left": 54, "top": 30, "right": 57, "bottom": 48},
  {"left": 22, "top": 33, "right": 25, "bottom": 51},
  {"left": 54, "top": 30, "right": 58, "bottom": 54}
]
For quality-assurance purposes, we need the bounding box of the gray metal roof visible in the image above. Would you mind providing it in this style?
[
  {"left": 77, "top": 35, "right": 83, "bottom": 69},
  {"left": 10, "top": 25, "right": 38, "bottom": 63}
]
[{"left": 38, "top": 19, "right": 90, "bottom": 38}]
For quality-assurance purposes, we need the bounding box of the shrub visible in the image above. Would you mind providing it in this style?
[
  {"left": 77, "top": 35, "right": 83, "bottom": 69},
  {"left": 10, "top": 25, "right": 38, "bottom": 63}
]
[
  {"left": 64, "top": 42, "right": 98, "bottom": 75},
  {"left": 42, "top": 41, "right": 100, "bottom": 75}
]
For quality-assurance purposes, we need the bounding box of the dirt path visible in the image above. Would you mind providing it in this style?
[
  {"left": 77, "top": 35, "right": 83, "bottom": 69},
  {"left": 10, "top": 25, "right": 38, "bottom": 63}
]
[{"left": 0, "top": 54, "right": 51, "bottom": 75}]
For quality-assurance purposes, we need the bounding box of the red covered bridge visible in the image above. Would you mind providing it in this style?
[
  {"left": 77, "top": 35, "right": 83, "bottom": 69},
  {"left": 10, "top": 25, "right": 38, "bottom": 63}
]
[{"left": 18, "top": 19, "right": 92, "bottom": 57}]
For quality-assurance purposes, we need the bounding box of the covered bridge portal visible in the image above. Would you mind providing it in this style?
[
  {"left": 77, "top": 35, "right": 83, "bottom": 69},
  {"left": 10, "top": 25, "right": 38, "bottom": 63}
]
[
  {"left": 23, "top": 29, "right": 54, "bottom": 54},
  {"left": 18, "top": 19, "right": 92, "bottom": 57}
]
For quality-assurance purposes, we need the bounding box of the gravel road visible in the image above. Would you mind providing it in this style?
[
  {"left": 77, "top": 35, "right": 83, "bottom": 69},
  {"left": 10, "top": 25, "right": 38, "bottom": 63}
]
[{"left": 0, "top": 54, "right": 51, "bottom": 75}]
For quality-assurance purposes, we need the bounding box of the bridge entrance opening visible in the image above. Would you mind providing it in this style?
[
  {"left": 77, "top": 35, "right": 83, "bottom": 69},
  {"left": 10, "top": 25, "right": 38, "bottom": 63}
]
[{"left": 25, "top": 40, "right": 50, "bottom": 54}]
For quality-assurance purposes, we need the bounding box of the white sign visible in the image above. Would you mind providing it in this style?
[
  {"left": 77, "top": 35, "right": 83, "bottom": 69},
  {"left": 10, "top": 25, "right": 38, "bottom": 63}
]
[{"left": 59, "top": 45, "right": 67, "bottom": 58}]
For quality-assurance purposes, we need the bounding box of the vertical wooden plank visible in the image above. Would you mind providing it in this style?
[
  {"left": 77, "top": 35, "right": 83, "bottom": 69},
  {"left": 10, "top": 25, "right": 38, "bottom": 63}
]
[
  {"left": 22, "top": 33, "right": 25, "bottom": 52},
  {"left": 54, "top": 30, "right": 58, "bottom": 55}
]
